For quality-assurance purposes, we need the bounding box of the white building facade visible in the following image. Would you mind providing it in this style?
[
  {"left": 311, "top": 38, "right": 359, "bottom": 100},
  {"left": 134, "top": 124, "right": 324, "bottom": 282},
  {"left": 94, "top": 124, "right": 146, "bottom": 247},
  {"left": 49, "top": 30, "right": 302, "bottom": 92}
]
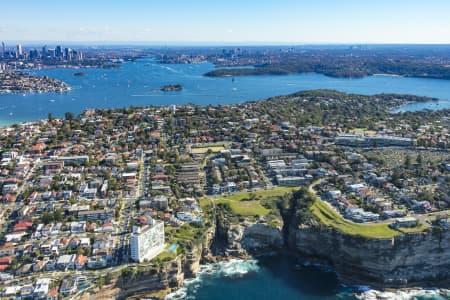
[{"left": 130, "top": 221, "right": 165, "bottom": 263}]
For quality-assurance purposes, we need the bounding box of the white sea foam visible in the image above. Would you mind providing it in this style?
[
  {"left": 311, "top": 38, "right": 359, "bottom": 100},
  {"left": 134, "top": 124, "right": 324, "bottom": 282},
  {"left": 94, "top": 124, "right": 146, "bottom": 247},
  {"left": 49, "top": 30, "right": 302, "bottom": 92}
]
[
  {"left": 166, "top": 287, "right": 188, "bottom": 300},
  {"left": 216, "top": 259, "right": 259, "bottom": 278},
  {"left": 165, "top": 259, "right": 259, "bottom": 300},
  {"left": 355, "top": 288, "right": 450, "bottom": 300},
  {"left": 160, "top": 65, "right": 181, "bottom": 73}
]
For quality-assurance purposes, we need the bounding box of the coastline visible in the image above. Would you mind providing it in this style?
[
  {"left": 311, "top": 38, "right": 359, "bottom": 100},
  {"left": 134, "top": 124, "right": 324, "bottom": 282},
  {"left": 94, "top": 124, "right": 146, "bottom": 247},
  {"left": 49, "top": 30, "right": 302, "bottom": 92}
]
[
  {"left": 390, "top": 98, "right": 448, "bottom": 113},
  {"left": 0, "top": 71, "right": 70, "bottom": 94},
  {"left": 164, "top": 255, "right": 450, "bottom": 300},
  {"left": 372, "top": 73, "right": 403, "bottom": 77},
  {"left": 3, "top": 59, "right": 450, "bottom": 126},
  {"left": 0, "top": 86, "right": 71, "bottom": 95}
]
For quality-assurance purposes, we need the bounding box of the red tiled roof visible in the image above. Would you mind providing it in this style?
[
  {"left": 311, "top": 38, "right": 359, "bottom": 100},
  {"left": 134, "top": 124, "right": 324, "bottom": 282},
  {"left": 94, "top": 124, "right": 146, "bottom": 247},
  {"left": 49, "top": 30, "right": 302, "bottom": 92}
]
[
  {"left": 13, "top": 222, "right": 33, "bottom": 231},
  {"left": 0, "top": 264, "right": 9, "bottom": 271},
  {"left": 0, "top": 242, "right": 14, "bottom": 249},
  {"left": 0, "top": 256, "right": 12, "bottom": 265},
  {"left": 48, "top": 288, "right": 59, "bottom": 297},
  {"left": 75, "top": 254, "right": 87, "bottom": 265}
]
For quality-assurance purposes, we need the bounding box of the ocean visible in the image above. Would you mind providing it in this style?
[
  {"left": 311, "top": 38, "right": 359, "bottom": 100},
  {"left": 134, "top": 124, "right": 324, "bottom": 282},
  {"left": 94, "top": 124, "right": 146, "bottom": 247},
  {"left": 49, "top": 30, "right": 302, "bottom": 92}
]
[
  {"left": 1, "top": 58, "right": 450, "bottom": 125},
  {"left": 166, "top": 256, "right": 355, "bottom": 300},
  {"left": 165, "top": 256, "right": 449, "bottom": 300}
]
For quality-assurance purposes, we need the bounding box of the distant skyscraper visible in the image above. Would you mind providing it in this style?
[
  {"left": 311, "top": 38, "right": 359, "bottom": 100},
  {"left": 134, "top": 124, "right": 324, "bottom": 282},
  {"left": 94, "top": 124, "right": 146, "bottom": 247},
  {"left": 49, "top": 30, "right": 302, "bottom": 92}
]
[
  {"left": 48, "top": 48, "right": 56, "bottom": 58},
  {"left": 64, "top": 47, "right": 73, "bottom": 61},
  {"left": 42, "top": 45, "right": 47, "bottom": 58},
  {"left": 29, "top": 49, "right": 39, "bottom": 60},
  {"left": 1, "top": 42, "right": 5, "bottom": 58},
  {"left": 55, "top": 46, "right": 62, "bottom": 58},
  {"left": 16, "top": 44, "right": 23, "bottom": 58}
]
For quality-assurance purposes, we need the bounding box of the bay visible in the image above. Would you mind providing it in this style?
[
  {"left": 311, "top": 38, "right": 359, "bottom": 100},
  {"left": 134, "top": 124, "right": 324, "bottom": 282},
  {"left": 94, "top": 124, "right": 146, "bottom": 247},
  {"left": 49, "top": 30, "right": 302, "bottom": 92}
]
[
  {"left": 1, "top": 58, "right": 450, "bottom": 125},
  {"left": 165, "top": 256, "right": 356, "bottom": 300}
]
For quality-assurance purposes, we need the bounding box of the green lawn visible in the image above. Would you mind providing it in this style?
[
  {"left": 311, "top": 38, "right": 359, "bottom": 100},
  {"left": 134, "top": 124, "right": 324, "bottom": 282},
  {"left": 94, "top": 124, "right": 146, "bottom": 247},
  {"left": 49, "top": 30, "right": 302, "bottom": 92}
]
[
  {"left": 191, "top": 146, "right": 225, "bottom": 154},
  {"left": 213, "top": 187, "right": 298, "bottom": 216},
  {"left": 156, "top": 250, "right": 177, "bottom": 262},
  {"left": 311, "top": 198, "right": 401, "bottom": 239},
  {"left": 349, "top": 128, "right": 376, "bottom": 135},
  {"left": 222, "top": 186, "right": 299, "bottom": 201},
  {"left": 216, "top": 199, "right": 270, "bottom": 216},
  {"left": 199, "top": 198, "right": 213, "bottom": 211},
  {"left": 165, "top": 223, "right": 204, "bottom": 246},
  {"left": 397, "top": 224, "right": 429, "bottom": 233}
]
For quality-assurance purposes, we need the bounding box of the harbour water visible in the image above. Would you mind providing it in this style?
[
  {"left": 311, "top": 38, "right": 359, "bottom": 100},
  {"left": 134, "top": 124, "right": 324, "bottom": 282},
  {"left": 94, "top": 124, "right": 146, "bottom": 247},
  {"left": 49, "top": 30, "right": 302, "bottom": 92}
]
[{"left": 1, "top": 58, "right": 450, "bottom": 125}]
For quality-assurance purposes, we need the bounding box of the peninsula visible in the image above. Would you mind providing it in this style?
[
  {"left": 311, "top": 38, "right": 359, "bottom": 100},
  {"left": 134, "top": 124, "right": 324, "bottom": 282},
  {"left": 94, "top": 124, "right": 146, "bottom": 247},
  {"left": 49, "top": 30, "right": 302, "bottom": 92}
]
[
  {"left": 0, "top": 71, "right": 69, "bottom": 93},
  {"left": 152, "top": 45, "right": 450, "bottom": 80}
]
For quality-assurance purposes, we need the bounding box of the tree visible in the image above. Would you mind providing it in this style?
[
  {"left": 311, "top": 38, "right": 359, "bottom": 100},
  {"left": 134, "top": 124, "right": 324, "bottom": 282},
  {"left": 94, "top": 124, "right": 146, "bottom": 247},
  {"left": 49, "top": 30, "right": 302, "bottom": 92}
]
[
  {"left": 404, "top": 154, "right": 411, "bottom": 169},
  {"left": 65, "top": 111, "right": 74, "bottom": 121},
  {"left": 53, "top": 209, "right": 64, "bottom": 222},
  {"left": 104, "top": 272, "right": 114, "bottom": 284},
  {"left": 97, "top": 276, "right": 105, "bottom": 288},
  {"left": 391, "top": 168, "right": 402, "bottom": 188},
  {"left": 41, "top": 212, "right": 53, "bottom": 224},
  {"left": 416, "top": 153, "right": 423, "bottom": 166}
]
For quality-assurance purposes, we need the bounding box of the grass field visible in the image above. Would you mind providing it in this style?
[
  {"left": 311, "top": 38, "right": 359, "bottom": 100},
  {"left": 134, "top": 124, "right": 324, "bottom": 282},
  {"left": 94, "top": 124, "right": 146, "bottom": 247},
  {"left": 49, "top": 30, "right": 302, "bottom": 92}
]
[
  {"left": 397, "top": 224, "right": 429, "bottom": 233},
  {"left": 221, "top": 186, "right": 299, "bottom": 201},
  {"left": 190, "top": 146, "right": 225, "bottom": 154},
  {"left": 311, "top": 198, "right": 401, "bottom": 239},
  {"left": 349, "top": 128, "right": 377, "bottom": 135},
  {"left": 311, "top": 198, "right": 429, "bottom": 239},
  {"left": 213, "top": 186, "right": 298, "bottom": 216},
  {"left": 216, "top": 199, "right": 270, "bottom": 216},
  {"left": 165, "top": 223, "right": 204, "bottom": 247},
  {"left": 156, "top": 250, "right": 177, "bottom": 262}
]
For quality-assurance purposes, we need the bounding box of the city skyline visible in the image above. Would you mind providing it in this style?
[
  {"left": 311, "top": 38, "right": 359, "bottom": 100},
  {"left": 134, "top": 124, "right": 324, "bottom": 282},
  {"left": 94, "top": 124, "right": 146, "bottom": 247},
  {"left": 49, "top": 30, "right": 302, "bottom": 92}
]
[{"left": 1, "top": 0, "right": 450, "bottom": 44}]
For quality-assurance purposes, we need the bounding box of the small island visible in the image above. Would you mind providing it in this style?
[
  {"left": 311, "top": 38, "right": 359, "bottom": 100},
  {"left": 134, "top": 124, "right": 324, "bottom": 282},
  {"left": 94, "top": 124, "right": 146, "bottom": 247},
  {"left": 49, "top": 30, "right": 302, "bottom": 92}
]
[{"left": 160, "top": 84, "right": 183, "bottom": 92}]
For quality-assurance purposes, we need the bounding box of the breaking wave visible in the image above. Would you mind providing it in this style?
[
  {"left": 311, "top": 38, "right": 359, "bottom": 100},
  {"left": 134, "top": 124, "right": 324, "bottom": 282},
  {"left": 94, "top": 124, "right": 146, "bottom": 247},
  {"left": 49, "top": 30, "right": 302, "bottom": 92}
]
[
  {"left": 165, "top": 259, "right": 259, "bottom": 300},
  {"left": 355, "top": 287, "right": 450, "bottom": 300}
]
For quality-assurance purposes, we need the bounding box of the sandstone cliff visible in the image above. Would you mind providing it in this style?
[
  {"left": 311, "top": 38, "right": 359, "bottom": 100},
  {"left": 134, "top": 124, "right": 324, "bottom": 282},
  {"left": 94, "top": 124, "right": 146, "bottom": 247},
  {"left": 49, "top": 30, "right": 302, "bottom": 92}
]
[
  {"left": 291, "top": 222, "right": 450, "bottom": 288},
  {"left": 214, "top": 205, "right": 284, "bottom": 257}
]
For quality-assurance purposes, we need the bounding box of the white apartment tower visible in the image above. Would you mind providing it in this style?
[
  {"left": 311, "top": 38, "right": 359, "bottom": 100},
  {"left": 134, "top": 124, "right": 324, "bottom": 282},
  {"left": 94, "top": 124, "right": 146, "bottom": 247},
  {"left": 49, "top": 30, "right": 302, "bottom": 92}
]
[{"left": 130, "top": 221, "right": 165, "bottom": 263}]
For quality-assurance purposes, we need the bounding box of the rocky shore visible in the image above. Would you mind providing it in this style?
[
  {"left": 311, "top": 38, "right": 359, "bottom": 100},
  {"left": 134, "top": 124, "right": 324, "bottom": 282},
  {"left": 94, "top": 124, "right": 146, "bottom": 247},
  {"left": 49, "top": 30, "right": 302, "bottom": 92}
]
[
  {"left": 0, "top": 71, "right": 69, "bottom": 93},
  {"left": 78, "top": 192, "right": 449, "bottom": 300}
]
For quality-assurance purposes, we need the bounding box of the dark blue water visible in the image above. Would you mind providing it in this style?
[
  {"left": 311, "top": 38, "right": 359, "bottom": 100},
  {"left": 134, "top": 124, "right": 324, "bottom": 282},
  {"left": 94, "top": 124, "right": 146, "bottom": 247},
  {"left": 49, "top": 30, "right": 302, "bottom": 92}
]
[
  {"left": 166, "top": 257, "right": 356, "bottom": 300},
  {"left": 1, "top": 58, "right": 450, "bottom": 125}
]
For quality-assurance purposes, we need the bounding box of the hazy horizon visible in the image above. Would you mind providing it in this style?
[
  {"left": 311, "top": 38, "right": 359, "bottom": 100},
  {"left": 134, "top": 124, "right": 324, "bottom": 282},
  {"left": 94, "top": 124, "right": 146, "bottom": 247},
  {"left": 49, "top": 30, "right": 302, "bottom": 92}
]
[
  {"left": 3, "top": 41, "right": 450, "bottom": 48},
  {"left": 2, "top": 0, "right": 450, "bottom": 44}
]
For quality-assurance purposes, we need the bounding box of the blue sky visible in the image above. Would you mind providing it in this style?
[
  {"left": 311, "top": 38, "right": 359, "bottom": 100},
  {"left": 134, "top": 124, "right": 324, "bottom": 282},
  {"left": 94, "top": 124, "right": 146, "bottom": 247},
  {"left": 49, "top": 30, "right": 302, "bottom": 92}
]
[{"left": 1, "top": 0, "right": 450, "bottom": 44}]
